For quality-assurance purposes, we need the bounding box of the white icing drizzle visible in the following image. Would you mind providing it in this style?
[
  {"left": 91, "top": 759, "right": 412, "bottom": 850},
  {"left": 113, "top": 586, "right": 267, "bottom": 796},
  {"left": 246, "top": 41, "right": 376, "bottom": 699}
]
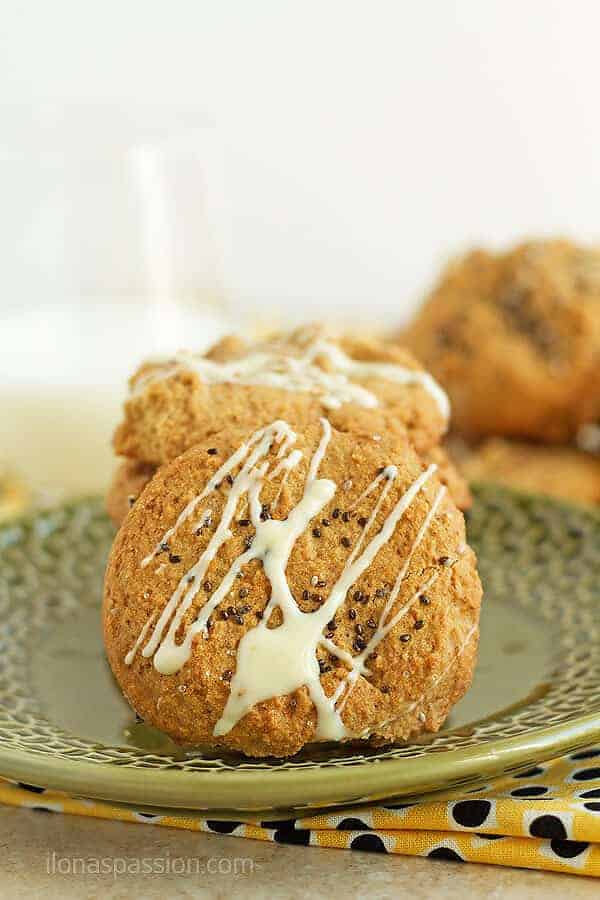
[
  {"left": 191, "top": 508, "right": 212, "bottom": 533},
  {"left": 306, "top": 416, "right": 332, "bottom": 484},
  {"left": 125, "top": 613, "right": 156, "bottom": 666},
  {"left": 271, "top": 449, "right": 303, "bottom": 512},
  {"left": 131, "top": 338, "right": 450, "bottom": 420},
  {"left": 140, "top": 422, "right": 292, "bottom": 568},
  {"left": 128, "top": 418, "right": 450, "bottom": 742}
]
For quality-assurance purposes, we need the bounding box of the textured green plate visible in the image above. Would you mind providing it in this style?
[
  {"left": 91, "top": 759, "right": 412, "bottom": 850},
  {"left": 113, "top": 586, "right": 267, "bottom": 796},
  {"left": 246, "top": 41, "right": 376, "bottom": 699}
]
[{"left": 0, "top": 486, "right": 598, "bottom": 814}]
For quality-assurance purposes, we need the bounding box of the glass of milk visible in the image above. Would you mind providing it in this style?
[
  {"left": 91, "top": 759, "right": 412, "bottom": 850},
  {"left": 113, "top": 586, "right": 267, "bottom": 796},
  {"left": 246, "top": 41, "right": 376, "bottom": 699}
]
[{"left": 0, "top": 105, "right": 229, "bottom": 508}]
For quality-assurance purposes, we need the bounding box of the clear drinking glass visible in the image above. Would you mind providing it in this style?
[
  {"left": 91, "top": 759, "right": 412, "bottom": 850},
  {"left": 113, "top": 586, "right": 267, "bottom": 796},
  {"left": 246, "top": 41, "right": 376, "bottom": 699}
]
[{"left": 0, "top": 105, "right": 228, "bottom": 510}]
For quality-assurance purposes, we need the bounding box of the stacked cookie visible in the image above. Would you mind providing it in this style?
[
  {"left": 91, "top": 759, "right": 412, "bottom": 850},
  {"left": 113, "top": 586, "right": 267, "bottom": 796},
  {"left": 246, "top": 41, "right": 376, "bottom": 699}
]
[
  {"left": 402, "top": 240, "right": 600, "bottom": 506},
  {"left": 103, "top": 325, "right": 482, "bottom": 757}
]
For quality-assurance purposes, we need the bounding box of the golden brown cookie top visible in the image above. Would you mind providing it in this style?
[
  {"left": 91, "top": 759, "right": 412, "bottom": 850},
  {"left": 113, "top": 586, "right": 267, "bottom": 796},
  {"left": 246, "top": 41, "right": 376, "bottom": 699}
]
[
  {"left": 402, "top": 240, "right": 600, "bottom": 442},
  {"left": 104, "top": 418, "right": 481, "bottom": 757},
  {"left": 113, "top": 324, "right": 450, "bottom": 465}
]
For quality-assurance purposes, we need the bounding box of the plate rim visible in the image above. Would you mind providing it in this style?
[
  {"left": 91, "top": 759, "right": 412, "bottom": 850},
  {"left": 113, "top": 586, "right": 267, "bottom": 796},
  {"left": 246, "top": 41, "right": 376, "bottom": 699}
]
[
  {"left": 1, "top": 713, "right": 599, "bottom": 811},
  {"left": 1, "top": 488, "right": 599, "bottom": 813}
]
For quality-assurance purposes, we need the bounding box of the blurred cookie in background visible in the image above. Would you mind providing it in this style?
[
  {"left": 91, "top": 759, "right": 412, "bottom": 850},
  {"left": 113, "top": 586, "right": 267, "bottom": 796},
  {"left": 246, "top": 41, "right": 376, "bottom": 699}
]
[
  {"left": 401, "top": 239, "right": 600, "bottom": 443},
  {"left": 460, "top": 437, "right": 600, "bottom": 507}
]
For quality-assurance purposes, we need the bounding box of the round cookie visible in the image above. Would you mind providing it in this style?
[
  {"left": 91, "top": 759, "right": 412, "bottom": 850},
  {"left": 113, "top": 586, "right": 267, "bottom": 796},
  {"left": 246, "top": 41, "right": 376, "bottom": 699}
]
[
  {"left": 113, "top": 325, "right": 451, "bottom": 466},
  {"left": 402, "top": 240, "right": 600, "bottom": 442},
  {"left": 461, "top": 437, "right": 600, "bottom": 506},
  {"left": 104, "top": 418, "right": 482, "bottom": 757}
]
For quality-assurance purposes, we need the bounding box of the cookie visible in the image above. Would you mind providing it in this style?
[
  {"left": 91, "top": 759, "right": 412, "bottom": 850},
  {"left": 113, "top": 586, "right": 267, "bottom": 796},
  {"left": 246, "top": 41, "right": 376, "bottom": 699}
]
[
  {"left": 105, "top": 460, "right": 156, "bottom": 528},
  {"left": 104, "top": 418, "right": 482, "bottom": 757},
  {"left": 113, "top": 325, "right": 451, "bottom": 466},
  {"left": 402, "top": 240, "right": 600, "bottom": 442},
  {"left": 461, "top": 437, "right": 600, "bottom": 506}
]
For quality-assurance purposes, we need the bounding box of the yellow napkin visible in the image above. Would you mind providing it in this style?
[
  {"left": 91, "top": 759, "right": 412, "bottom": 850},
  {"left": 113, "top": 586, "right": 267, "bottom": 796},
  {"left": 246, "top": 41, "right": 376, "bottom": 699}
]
[{"left": 2, "top": 747, "right": 598, "bottom": 876}]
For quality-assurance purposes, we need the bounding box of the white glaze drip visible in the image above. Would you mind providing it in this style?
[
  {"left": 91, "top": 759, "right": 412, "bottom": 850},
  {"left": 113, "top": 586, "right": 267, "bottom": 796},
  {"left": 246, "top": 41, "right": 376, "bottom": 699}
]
[
  {"left": 191, "top": 508, "right": 212, "bottom": 533},
  {"left": 140, "top": 421, "right": 293, "bottom": 568},
  {"left": 132, "top": 338, "right": 450, "bottom": 420},
  {"left": 128, "top": 418, "right": 448, "bottom": 742},
  {"left": 125, "top": 613, "right": 156, "bottom": 666}
]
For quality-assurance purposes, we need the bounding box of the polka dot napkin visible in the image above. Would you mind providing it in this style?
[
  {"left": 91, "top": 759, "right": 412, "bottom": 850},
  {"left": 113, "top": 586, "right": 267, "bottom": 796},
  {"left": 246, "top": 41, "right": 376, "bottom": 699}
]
[{"left": 2, "top": 747, "right": 599, "bottom": 876}]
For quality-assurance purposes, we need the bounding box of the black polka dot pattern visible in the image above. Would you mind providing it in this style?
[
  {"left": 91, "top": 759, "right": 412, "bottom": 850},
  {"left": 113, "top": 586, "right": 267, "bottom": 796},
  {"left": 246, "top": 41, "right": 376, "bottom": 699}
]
[
  {"left": 337, "top": 817, "right": 371, "bottom": 831},
  {"left": 17, "top": 782, "right": 45, "bottom": 794},
  {"left": 549, "top": 839, "right": 589, "bottom": 859},
  {"left": 349, "top": 834, "right": 387, "bottom": 853},
  {"left": 572, "top": 767, "right": 600, "bottom": 781},
  {"left": 529, "top": 814, "right": 567, "bottom": 840},
  {"left": 428, "top": 847, "right": 465, "bottom": 862},
  {"left": 579, "top": 788, "right": 600, "bottom": 799},
  {"left": 451, "top": 800, "right": 492, "bottom": 828},
  {"left": 570, "top": 748, "right": 600, "bottom": 761},
  {"left": 205, "top": 819, "right": 243, "bottom": 834},
  {"left": 513, "top": 766, "right": 545, "bottom": 779},
  {"left": 511, "top": 786, "right": 549, "bottom": 798},
  {"left": 273, "top": 825, "right": 311, "bottom": 846}
]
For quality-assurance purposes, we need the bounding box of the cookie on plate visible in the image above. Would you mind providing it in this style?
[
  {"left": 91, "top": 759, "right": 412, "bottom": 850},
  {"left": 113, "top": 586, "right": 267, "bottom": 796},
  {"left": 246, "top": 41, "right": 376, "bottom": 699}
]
[
  {"left": 402, "top": 240, "right": 600, "bottom": 442},
  {"left": 103, "top": 418, "right": 482, "bottom": 757}
]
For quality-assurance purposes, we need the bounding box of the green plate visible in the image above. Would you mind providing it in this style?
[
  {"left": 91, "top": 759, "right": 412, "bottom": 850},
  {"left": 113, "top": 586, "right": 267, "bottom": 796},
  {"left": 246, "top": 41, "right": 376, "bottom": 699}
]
[{"left": 0, "top": 486, "right": 598, "bottom": 814}]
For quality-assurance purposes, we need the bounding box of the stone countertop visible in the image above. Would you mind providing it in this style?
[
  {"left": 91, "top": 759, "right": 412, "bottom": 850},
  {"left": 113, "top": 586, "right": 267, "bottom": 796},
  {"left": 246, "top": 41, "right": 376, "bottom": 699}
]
[{"left": 0, "top": 806, "right": 596, "bottom": 899}]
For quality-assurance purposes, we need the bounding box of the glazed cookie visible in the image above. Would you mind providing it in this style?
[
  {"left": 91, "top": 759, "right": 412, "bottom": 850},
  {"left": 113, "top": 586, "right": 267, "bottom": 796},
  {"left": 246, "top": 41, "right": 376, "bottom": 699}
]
[
  {"left": 104, "top": 418, "right": 482, "bottom": 758},
  {"left": 402, "top": 240, "right": 600, "bottom": 442},
  {"left": 113, "top": 325, "right": 451, "bottom": 466},
  {"left": 461, "top": 438, "right": 600, "bottom": 506}
]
